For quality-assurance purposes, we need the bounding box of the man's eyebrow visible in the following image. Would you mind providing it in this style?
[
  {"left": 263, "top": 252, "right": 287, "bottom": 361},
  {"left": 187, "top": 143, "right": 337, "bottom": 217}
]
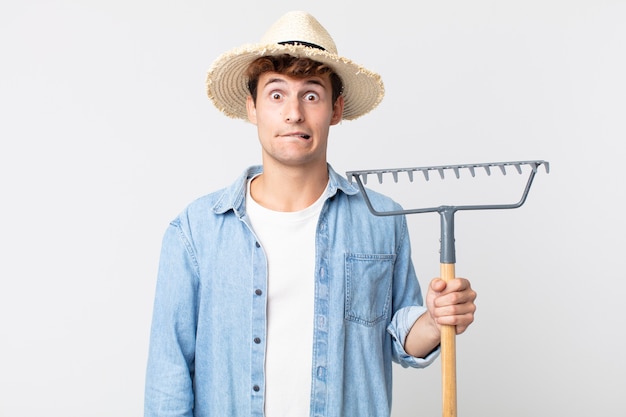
[
  {"left": 263, "top": 77, "right": 287, "bottom": 88},
  {"left": 305, "top": 79, "right": 326, "bottom": 88}
]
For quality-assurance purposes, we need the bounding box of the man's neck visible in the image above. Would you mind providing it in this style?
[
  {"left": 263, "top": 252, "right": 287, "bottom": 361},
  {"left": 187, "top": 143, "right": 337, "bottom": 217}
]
[{"left": 250, "top": 163, "right": 329, "bottom": 212}]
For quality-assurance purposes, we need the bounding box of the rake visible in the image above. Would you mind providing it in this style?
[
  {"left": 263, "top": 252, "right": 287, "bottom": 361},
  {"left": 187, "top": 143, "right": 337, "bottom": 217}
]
[{"left": 346, "top": 160, "right": 549, "bottom": 417}]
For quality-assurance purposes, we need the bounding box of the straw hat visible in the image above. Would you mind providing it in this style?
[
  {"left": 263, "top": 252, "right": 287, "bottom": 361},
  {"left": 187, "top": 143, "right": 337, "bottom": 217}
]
[{"left": 205, "top": 11, "right": 384, "bottom": 121}]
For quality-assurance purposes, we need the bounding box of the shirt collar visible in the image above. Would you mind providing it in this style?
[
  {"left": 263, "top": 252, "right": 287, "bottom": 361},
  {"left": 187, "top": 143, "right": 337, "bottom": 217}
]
[{"left": 211, "top": 164, "right": 358, "bottom": 216}]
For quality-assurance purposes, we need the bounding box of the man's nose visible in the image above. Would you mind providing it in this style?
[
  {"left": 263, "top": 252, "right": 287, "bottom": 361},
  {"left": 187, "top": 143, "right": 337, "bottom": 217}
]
[{"left": 284, "top": 97, "right": 304, "bottom": 123}]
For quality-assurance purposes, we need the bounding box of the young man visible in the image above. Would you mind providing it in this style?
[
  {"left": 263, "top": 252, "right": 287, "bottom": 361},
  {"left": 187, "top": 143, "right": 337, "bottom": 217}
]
[{"left": 145, "top": 11, "right": 477, "bottom": 417}]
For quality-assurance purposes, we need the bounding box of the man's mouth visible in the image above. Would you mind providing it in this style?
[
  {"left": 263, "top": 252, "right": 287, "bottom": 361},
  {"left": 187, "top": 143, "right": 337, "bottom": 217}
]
[{"left": 283, "top": 133, "right": 311, "bottom": 140}]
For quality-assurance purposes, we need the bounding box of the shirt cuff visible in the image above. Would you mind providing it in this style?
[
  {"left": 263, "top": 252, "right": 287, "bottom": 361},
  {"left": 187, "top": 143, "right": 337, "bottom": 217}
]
[{"left": 388, "top": 306, "right": 441, "bottom": 368}]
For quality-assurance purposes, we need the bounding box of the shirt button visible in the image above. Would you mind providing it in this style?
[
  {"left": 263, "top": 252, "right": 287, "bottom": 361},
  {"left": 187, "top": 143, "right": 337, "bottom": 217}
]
[
  {"left": 255, "top": 241, "right": 260, "bottom": 248},
  {"left": 254, "top": 337, "right": 261, "bottom": 344},
  {"left": 253, "top": 385, "right": 260, "bottom": 392},
  {"left": 255, "top": 289, "right": 262, "bottom": 296}
]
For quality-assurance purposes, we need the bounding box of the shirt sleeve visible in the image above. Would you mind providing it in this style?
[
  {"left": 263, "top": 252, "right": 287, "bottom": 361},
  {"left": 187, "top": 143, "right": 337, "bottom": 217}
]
[
  {"left": 388, "top": 306, "right": 440, "bottom": 368},
  {"left": 144, "top": 219, "right": 199, "bottom": 417},
  {"left": 387, "top": 213, "right": 441, "bottom": 368}
]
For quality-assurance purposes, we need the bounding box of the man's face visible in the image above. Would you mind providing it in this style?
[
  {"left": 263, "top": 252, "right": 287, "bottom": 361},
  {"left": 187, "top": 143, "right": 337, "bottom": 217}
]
[{"left": 246, "top": 71, "right": 344, "bottom": 170}]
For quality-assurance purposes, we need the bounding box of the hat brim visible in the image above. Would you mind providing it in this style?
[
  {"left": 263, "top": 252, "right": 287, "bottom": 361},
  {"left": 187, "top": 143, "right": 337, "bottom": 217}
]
[{"left": 206, "top": 43, "right": 384, "bottom": 121}]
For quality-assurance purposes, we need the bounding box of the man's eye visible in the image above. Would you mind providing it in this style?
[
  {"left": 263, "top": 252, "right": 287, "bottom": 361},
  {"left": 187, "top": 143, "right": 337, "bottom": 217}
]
[
  {"left": 271, "top": 92, "right": 283, "bottom": 100},
  {"left": 304, "top": 93, "right": 319, "bottom": 101}
]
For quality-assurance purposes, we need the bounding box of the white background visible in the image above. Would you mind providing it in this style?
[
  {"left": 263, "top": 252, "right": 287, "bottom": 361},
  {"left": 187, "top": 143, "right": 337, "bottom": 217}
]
[{"left": 1, "top": 1, "right": 624, "bottom": 416}]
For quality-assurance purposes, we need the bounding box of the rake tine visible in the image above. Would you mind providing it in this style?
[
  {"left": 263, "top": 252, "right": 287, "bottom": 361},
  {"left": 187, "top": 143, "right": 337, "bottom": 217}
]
[
  {"left": 514, "top": 163, "right": 522, "bottom": 174},
  {"left": 468, "top": 166, "right": 476, "bottom": 177},
  {"left": 392, "top": 171, "right": 399, "bottom": 183},
  {"left": 362, "top": 174, "right": 368, "bottom": 185},
  {"left": 453, "top": 167, "right": 460, "bottom": 179},
  {"left": 484, "top": 165, "right": 491, "bottom": 176},
  {"left": 438, "top": 168, "right": 445, "bottom": 179},
  {"left": 499, "top": 164, "right": 507, "bottom": 175},
  {"left": 422, "top": 169, "right": 430, "bottom": 181},
  {"left": 407, "top": 170, "right": 414, "bottom": 182},
  {"left": 377, "top": 172, "right": 384, "bottom": 184}
]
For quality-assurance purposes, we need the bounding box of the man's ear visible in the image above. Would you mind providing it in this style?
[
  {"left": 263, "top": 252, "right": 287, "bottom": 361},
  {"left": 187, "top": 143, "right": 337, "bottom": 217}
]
[
  {"left": 246, "top": 96, "right": 257, "bottom": 125},
  {"left": 330, "top": 95, "right": 344, "bottom": 126}
]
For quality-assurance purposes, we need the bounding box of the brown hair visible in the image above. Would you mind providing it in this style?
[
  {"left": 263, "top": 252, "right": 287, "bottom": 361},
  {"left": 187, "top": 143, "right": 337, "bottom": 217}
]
[{"left": 246, "top": 54, "right": 343, "bottom": 105}]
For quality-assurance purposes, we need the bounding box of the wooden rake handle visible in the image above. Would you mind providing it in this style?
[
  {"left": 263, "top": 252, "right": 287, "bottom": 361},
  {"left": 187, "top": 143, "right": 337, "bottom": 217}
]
[{"left": 440, "top": 262, "right": 457, "bottom": 417}]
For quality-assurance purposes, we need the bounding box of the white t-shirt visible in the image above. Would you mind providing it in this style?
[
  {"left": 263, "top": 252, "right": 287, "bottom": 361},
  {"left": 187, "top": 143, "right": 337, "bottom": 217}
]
[{"left": 246, "top": 179, "right": 327, "bottom": 416}]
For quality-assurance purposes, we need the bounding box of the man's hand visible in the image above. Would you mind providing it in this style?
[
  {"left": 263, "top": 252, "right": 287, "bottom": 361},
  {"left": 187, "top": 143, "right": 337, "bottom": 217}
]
[
  {"left": 404, "top": 277, "right": 477, "bottom": 358},
  {"left": 425, "top": 277, "right": 477, "bottom": 334}
]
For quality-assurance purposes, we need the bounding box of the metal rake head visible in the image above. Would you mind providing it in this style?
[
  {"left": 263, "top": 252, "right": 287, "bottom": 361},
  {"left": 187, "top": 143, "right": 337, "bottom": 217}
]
[{"left": 346, "top": 160, "right": 550, "bottom": 216}]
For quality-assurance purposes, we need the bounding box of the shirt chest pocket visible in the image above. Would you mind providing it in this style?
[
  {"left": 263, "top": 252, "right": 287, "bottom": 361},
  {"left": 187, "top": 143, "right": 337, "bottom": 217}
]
[{"left": 344, "top": 253, "right": 395, "bottom": 326}]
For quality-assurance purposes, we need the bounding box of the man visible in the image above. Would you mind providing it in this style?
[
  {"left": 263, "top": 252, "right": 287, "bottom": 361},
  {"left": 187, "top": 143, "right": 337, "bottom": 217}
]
[{"left": 145, "top": 11, "right": 477, "bottom": 417}]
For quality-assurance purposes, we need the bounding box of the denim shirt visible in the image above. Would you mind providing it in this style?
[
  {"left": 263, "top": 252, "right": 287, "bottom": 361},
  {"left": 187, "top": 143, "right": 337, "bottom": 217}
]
[{"left": 145, "top": 164, "right": 440, "bottom": 417}]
